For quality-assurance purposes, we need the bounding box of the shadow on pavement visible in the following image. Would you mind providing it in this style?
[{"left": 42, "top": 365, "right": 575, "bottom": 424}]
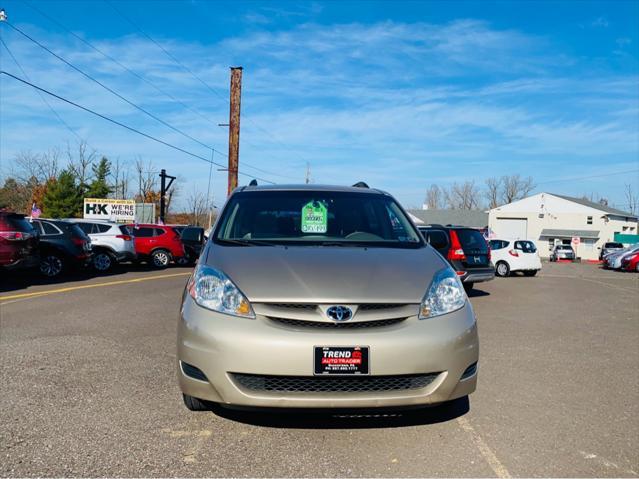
[
  {"left": 0, "top": 263, "right": 191, "bottom": 293},
  {"left": 207, "top": 396, "right": 470, "bottom": 429},
  {"left": 466, "top": 287, "right": 489, "bottom": 298}
]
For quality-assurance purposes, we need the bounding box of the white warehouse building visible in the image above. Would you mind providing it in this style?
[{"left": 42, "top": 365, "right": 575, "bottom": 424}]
[{"left": 488, "top": 193, "right": 638, "bottom": 260}]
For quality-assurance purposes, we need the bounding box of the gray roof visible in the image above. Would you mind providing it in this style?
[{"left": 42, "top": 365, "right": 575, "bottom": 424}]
[
  {"left": 551, "top": 193, "right": 637, "bottom": 219},
  {"left": 408, "top": 209, "right": 489, "bottom": 228},
  {"left": 539, "top": 229, "right": 600, "bottom": 239}
]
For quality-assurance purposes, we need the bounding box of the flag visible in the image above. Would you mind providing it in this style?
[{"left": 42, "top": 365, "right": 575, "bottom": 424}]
[{"left": 31, "top": 202, "right": 41, "bottom": 219}]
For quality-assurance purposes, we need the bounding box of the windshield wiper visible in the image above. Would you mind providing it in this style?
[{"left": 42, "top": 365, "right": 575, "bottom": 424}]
[{"left": 216, "top": 238, "right": 276, "bottom": 247}]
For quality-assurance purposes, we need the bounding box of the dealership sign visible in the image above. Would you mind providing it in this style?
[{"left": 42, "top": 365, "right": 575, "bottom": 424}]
[{"left": 84, "top": 198, "right": 135, "bottom": 222}]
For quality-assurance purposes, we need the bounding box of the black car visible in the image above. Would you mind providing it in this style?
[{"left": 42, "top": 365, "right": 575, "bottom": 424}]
[
  {"left": 31, "top": 219, "right": 93, "bottom": 277},
  {"left": 419, "top": 224, "right": 495, "bottom": 290},
  {"left": 177, "top": 226, "right": 205, "bottom": 265}
]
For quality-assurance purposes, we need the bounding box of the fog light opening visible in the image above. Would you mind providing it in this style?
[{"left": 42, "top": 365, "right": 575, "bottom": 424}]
[
  {"left": 180, "top": 361, "right": 209, "bottom": 382},
  {"left": 461, "top": 362, "right": 478, "bottom": 380}
]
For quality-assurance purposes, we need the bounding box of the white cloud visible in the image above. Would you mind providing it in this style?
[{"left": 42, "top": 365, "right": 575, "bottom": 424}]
[{"left": 1, "top": 18, "right": 637, "bottom": 208}]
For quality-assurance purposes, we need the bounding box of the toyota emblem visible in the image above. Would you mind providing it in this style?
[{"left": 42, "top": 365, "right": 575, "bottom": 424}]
[{"left": 326, "top": 306, "right": 353, "bottom": 322}]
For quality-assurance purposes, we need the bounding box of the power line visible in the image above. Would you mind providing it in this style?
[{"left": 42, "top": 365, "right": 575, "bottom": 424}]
[
  {"left": 23, "top": 0, "right": 220, "bottom": 129},
  {"left": 1, "top": 35, "right": 85, "bottom": 143},
  {"left": 4, "top": 20, "right": 219, "bottom": 153},
  {"left": 0, "top": 70, "right": 276, "bottom": 184},
  {"left": 105, "top": 0, "right": 228, "bottom": 104},
  {"left": 104, "top": 0, "right": 309, "bottom": 176},
  {"left": 4, "top": 20, "right": 289, "bottom": 182},
  {"left": 536, "top": 169, "right": 639, "bottom": 185}
]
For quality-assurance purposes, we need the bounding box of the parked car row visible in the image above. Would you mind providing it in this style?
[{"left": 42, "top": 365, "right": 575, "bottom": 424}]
[
  {"left": 0, "top": 210, "right": 206, "bottom": 278},
  {"left": 602, "top": 243, "right": 639, "bottom": 272}
]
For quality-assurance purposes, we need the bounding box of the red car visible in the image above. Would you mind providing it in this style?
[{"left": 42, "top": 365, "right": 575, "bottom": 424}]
[
  {"left": 126, "top": 224, "right": 185, "bottom": 268},
  {"left": 621, "top": 252, "right": 639, "bottom": 272},
  {"left": 0, "top": 211, "right": 40, "bottom": 271}
]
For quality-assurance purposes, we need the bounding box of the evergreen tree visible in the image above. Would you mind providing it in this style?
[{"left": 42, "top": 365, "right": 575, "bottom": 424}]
[
  {"left": 42, "top": 170, "right": 82, "bottom": 218},
  {"left": 86, "top": 157, "right": 112, "bottom": 198}
]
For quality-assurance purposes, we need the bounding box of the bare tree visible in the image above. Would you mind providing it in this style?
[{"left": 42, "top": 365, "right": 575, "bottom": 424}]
[
  {"left": 581, "top": 192, "right": 609, "bottom": 206},
  {"left": 186, "top": 190, "right": 208, "bottom": 225},
  {"left": 110, "top": 158, "right": 130, "bottom": 199},
  {"left": 134, "top": 157, "right": 157, "bottom": 201},
  {"left": 485, "top": 177, "right": 501, "bottom": 209},
  {"left": 625, "top": 184, "right": 638, "bottom": 215},
  {"left": 500, "top": 174, "right": 535, "bottom": 204},
  {"left": 446, "top": 181, "right": 482, "bottom": 210},
  {"left": 164, "top": 176, "right": 181, "bottom": 217},
  {"left": 425, "top": 184, "right": 442, "bottom": 209},
  {"left": 13, "top": 149, "right": 59, "bottom": 184},
  {"left": 67, "top": 141, "right": 97, "bottom": 195}
]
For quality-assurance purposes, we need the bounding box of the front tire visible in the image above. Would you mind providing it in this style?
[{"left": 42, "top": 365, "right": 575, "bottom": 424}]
[
  {"left": 40, "top": 254, "right": 64, "bottom": 277},
  {"left": 151, "top": 249, "right": 171, "bottom": 269},
  {"left": 183, "top": 394, "right": 210, "bottom": 411},
  {"left": 92, "top": 252, "right": 114, "bottom": 272},
  {"left": 495, "top": 261, "right": 510, "bottom": 277}
]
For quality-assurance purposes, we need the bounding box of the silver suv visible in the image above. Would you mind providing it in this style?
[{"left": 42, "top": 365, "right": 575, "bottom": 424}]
[
  {"left": 177, "top": 184, "right": 479, "bottom": 411},
  {"left": 68, "top": 219, "right": 136, "bottom": 272}
]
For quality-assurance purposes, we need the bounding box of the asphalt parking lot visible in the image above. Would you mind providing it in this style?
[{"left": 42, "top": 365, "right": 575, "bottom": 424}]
[{"left": 1, "top": 262, "right": 637, "bottom": 477}]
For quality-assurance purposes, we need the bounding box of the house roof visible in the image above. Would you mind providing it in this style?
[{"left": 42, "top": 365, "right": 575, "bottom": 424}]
[
  {"left": 550, "top": 193, "right": 637, "bottom": 219},
  {"left": 539, "top": 228, "right": 600, "bottom": 239},
  {"left": 408, "top": 209, "right": 489, "bottom": 228}
]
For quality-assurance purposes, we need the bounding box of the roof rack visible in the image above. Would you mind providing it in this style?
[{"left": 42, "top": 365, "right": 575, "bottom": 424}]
[{"left": 352, "top": 181, "right": 369, "bottom": 188}]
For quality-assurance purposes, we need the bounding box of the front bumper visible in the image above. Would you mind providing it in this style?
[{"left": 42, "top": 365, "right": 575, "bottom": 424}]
[{"left": 177, "top": 297, "right": 479, "bottom": 409}]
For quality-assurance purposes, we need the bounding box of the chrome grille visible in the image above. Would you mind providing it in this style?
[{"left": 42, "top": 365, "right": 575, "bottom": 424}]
[
  {"left": 231, "top": 373, "right": 439, "bottom": 393},
  {"left": 268, "top": 317, "right": 406, "bottom": 329}
]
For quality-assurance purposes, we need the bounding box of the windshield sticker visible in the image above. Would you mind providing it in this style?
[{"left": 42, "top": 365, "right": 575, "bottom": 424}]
[{"left": 301, "top": 201, "right": 328, "bottom": 233}]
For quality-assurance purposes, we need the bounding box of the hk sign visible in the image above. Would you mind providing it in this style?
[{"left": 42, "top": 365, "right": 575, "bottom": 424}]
[{"left": 84, "top": 198, "right": 135, "bottom": 222}]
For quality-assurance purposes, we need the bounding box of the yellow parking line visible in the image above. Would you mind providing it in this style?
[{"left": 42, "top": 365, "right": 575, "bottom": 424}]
[{"left": 0, "top": 272, "right": 191, "bottom": 303}]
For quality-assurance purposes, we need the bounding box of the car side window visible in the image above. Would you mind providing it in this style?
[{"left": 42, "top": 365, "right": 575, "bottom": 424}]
[
  {"left": 77, "top": 223, "right": 94, "bottom": 235},
  {"left": 133, "top": 227, "right": 154, "bottom": 238},
  {"left": 95, "top": 223, "right": 111, "bottom": 233},
  {"left": 426, "top": 230, "right": 449, "bottom": 250},
  {"left": 489, "top": 240, "right": 507, "bottom": 250},
  {"left": 41, "top": 221, "right": 62, "bottom": 236},
  {"left": 153, "top": 228, "right": 166, "bottom": 236}
]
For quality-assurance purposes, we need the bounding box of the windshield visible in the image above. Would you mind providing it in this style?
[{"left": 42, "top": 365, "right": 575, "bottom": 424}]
[{"left": 214, "top": 190, "right": 423, "bottom": 248}]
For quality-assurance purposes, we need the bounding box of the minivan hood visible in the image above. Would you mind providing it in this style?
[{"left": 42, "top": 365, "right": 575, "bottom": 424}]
[{"left": 207, "top": 244, "right": 448, "bottom": 304}]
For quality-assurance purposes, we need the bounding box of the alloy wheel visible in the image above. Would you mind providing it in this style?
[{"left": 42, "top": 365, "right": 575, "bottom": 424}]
[
  {"left": 93, "top": 253, "right": 112, "bottom": 272},
  {"left": 40, "top": 255, "right": 63, "bottom": 277},
  {"left": 152, "top": 251, "right": 170, "bottom": 268}
]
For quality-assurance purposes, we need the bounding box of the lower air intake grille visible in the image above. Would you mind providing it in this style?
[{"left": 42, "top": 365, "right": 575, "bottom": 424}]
[
  {"left": 268, "top": 317, "right": 405, "bottom": 329},
  {"left": 231, "top": 373, "right": 439, "bottom": 393}
]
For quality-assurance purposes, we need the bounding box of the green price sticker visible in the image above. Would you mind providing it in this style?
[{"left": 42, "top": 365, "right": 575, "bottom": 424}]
[{"left": 301, "top": 201, "right": 328, "bottom": 233}]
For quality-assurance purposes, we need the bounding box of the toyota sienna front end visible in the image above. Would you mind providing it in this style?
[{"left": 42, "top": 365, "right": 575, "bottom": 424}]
[{"left": 177, "top": 183, "right": 478, "bottom": 411}]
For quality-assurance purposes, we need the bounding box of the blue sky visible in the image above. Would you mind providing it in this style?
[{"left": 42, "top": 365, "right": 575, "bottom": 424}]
[{"left": 0, "top": 0, "right": 638, "bottom": 210}]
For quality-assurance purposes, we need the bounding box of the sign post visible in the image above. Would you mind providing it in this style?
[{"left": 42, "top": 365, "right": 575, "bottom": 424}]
[{"left": 571, "top": 236, "right": 580, "bottom": 259}]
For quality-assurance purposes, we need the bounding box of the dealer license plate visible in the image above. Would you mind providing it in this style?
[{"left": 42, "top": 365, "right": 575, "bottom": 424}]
[{"left": 314, "top": 346, "right": 369, "bottom": 375}]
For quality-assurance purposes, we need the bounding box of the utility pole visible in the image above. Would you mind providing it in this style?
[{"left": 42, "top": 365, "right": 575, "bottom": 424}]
[
  {"left": 227, "top": 67, "right": 242, "bottom": 196},
  {"left": 159, "top": 169, "right": 176, "bottom": 224}
]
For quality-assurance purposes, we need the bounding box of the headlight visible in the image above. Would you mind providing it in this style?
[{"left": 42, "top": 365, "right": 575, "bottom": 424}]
[
  {"left": 187, "top": 264, "right": 255, "bottom": 318},
  {"left": 419, "top": 267, "right": 466, "bottom": 319}
]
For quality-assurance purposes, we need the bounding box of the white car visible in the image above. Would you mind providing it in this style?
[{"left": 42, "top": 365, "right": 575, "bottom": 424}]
[
  {"left": 65, "top": 219, "right": 136, "bottom": 272},
  {"left": 605, "top": 244, "right": 639, "bottom": 270},
  {"left": 488, "top": 239, "right": 542, "bottom": 277}
]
